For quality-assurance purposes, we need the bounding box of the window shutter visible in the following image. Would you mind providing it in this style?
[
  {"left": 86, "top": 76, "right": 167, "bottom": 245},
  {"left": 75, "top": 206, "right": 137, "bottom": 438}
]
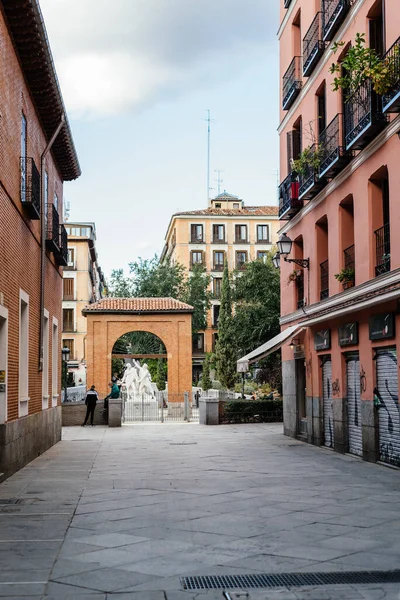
[{"left": 287, "top": 131, "right": 293, "bottom": 173}]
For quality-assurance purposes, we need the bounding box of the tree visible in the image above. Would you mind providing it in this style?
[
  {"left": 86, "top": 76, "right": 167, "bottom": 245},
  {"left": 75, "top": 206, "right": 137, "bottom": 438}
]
[
  {"left": 233, "top": 252, "right": 281, "bottom": 391},
  {"left": 157, "top": 353, "right": 167, "bottom": 391},
  {"left": 215, "top": 262, "right": 237, "bottom": 389},
  {"left": 201, "top": 353, "right": 212, "bottom": 391},
  {"left": 109, "top": 269, "right": 134, "bottom": 297},
  {"left": 181, "top": 264, "right": 212, "bottom": 335}
]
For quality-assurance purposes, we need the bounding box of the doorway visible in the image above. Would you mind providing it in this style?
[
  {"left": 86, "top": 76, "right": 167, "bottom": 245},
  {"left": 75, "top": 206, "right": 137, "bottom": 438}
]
[
  {"left": 0, "top": 312, "right": 8, "bottom": 424},
  {"left": 296, "top": 358, "right": 307, "bottom": 438}
]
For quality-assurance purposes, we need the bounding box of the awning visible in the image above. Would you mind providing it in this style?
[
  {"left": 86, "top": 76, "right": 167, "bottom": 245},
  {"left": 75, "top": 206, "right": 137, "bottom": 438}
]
[{"left": 237, "top": 325, "right": 305, "bottom": 371}]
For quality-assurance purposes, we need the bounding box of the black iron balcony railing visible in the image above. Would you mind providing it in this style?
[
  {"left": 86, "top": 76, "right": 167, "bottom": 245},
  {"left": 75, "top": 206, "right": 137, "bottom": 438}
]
[
  {"left": 54, "top": 224, "right": 69, "bottom": 266},
  {"left": 46, "top": 204, "right": 60, "bottom": 253},
  {"left": 382, "top": 35, "right": 400, "bottom": 113},
  {"left": 282, "top": 57, "right": 302, "bottom": 111},
  {"left": 297, "top": 272, "right": 305, "bottom": 309},
  {"left": 319, "top": 114, "right": 353, "bottom": 178},
  {"left": 320, "top": 259, "right": 329, "bottom": 300},
  {"left": 190, "top": 234, "right": 204, "bottom": 243},
  {"left": 375, "top": 224, "right": 391, "bottom": 276},
  {"left": 322, "top": 0, "right": 351, "bottom": 42},
  {"left": 344, "top": 79, "right": 388, "bottom": 151},
  {"left": 279, "top": 172, "right": 302, "bottom": 219},
  {"left": 20, "top": 157, "right": 40, "bottom": 220},
  {"left": 213, "top": 263, "right": 224, "bottom": 272},
  {"left": 303, "top": 13, "right": 325, "bottom": 77},
  {"left": 344, "top": 244, "right": 355, "bottom": 271},
  {"left": 299, "top": 144, "right": 327, "bottom": 200}
]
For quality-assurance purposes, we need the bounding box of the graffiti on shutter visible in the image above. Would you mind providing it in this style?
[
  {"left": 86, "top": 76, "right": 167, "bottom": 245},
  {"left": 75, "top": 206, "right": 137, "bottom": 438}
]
[
  {"left": 323, "top": 360, "right": 334, "bottom": 448},
  {"left": 376, "top": 349, "right": 400, "bottom": 467},
  {"left": 347, "top": 356, "right": 362, "bottom": 457}
]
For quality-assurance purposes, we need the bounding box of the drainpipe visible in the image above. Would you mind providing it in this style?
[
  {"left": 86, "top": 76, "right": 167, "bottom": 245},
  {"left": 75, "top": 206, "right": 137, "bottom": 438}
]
[{"left": 39, "top": 114, "right": 65, "bottom": 371}]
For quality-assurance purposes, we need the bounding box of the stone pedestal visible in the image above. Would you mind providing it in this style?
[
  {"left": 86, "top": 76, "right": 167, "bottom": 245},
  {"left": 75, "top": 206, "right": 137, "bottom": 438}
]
[
  {"left": 199, "top": 397, "right": 219, "bottom": 425},
  {"left": 109, "top": 398, "right": 122, "bottom": 427}
]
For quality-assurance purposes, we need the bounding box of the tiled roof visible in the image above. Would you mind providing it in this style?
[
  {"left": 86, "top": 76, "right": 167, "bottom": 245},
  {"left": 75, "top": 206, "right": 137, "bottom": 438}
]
[
  {"left": 82, "top": 297, "right": 194, "bottom": 314},
  {"left": 173, "top": 206, "right": 279, "bottom": 217}
]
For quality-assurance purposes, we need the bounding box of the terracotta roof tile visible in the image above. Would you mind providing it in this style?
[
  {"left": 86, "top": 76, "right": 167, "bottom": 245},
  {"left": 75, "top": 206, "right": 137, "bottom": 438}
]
[
  {"left": 83, "top": 297, "right": 194, "bottom": 314},
  {"left": 173, "top": 206, "right": 279, "bottom": 217}
]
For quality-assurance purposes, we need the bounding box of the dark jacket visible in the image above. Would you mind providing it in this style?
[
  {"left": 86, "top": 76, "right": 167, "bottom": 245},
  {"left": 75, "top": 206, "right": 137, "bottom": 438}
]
[{"left": 85, "top": 390, "right": 98, "bottom": 406}]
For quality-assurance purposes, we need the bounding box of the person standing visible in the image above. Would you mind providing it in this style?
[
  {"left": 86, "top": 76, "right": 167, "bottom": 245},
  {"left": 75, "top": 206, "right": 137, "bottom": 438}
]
[{"left": 82, "top": 385, "right": 98, "bottom": 427}]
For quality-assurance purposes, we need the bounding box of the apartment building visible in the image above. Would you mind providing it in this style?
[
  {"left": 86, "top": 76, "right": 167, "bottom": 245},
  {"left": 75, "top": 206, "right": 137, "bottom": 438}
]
[
  {"left": 0, "top": 1, "right": 80, "bottom": 477},
  {"left": 161, "top": 193, "right": 279, "bottom": 380},
  {"left": 62, "top": 223, "right": 106, "bottom": 386},
  {"left": 276, "top": 0, "right": 400, "bottom": 465}
]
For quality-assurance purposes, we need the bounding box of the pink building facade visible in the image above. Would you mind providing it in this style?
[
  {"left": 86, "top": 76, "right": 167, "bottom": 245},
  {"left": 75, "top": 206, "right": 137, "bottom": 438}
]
[{"left": 278, "top": 0, "right": 400, "bottom": 465}]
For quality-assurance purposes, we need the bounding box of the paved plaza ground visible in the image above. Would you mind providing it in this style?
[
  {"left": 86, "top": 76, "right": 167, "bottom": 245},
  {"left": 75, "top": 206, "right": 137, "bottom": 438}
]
[{"left": 0, "top": 423, "right": 400, "bottom": 599}]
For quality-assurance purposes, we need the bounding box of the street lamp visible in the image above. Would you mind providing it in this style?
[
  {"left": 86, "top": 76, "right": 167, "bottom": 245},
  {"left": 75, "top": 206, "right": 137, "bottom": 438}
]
[
  {"left": 273, "top": 234, "right": 310, "bottom": 270},
  {"left": 62, "top": 346, "right": 70, "bottom": 403}
]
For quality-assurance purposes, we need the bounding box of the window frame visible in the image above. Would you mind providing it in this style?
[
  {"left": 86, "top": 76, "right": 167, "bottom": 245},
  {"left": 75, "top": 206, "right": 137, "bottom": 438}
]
[{"left": 257, "top": 224, "right": 269, "bottom": 243}]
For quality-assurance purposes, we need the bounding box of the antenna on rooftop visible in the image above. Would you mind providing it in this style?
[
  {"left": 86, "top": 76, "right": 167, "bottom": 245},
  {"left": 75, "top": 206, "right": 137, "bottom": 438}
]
[
  {"left": 202, "top": 109, "right": 215, "bottom": 205},
  {"left": 64, "top": 199, "right": 71, "bottom": 222},
  {"left": 214, "top": 170, "right": 224, "bottom": 195}
]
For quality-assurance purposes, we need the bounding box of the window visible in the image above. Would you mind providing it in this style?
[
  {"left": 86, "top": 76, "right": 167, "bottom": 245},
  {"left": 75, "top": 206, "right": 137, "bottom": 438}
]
[
  {"left": 19, "top": 290, "right": 29, "bottom": 416},
  {"left": 213, "top": 251, "right": 225, "bottom": 270},
  {"left": 257, "top": 251, "right": 268, "bottom": 262},
  {"left": 287, "top": 117, "right": 302, "bottom": 174},
  {"left": 213, "top": 277, "right": 222, "bottom": 297},
  {"left": 21, "top": 114, "right": 27, "bottom": 202},
  {"left": 190, "top": 224, "right": 204, "bottom": 243},
  {"left": 236, "top": 251, "right": 248, "bottom": 270},
  {"left": 67, "top": 248, "right": 75, "bottom": 267},
  {"left": 213, "top": 305, "right": 221, "bottom": 327},
  {"left": 213, "top": 224, "right": 225, "bottom": 242},
  {"left": 192, "top": 334, "right": 205, "bottom": 354},
  {"left": 235, "top": 224, "right": 248, "bottom": 242},
  {"left": 215, "top": 203, "right": 222, "bottom": 208},
  {"left": 42, "top": 310, "right": 49, "bottom": 410},
  {"left": 52, "top": 318, "right": 59, "bottom": 406},
  {"left": 63, "top": 278, "right": 74, "bottom": 300},
  {"left": 233, "top": 203, "right": 240, "bottom": 209},
  {"left": 54, "top": 193, "right": 59, "bottom": 212},
  {"left": 257, "top": 225, "right": 269, "bottom": 242},
  {"left": 63, "top": 308, "right": 74, "bottom": 332},
  {"left": 191, "top": 251, "right": 203, "bottom": 267},
  {"left": 63, "top": 339, "right": 74, "bottom": 360},
  {"left": 317, "top": 82, "right": 327, "bottom": 138}
]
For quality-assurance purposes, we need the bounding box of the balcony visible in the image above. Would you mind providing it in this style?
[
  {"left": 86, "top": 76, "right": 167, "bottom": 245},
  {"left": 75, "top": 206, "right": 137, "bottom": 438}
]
[
  {"left": 54, "top": 225, "right": 69, "bottom": 267},
  {"left": 319, "top": 114, "right": 353, "bottom": 178},
  {"left": 344, "top": 80, "right": 388, "bottom": 151},
  {"left": 20, "top": 157, "right": 40, "bottom": 219},
  {"left": 279, "top": 173, "right": 302, "bottom": 220},
  {"left": 190, "top": 235, "right": 204, "bottom": 244},
  {"left": 46, "top": 204, "right": 60, "bottom": 253},
  {"left": 298, "top": 145, "right": 327, "bottom": 200},
  {"left": 375, "top": 224, "right": 390, "bottom": 276},
  {"left": 213, "top": 264, "right": 224, "bottom": 272},
  {"left": 322, "top": 0, "right": 351, "bottom": 42},
  {"left": 320, "top": 260, "right": 329, "bottom": 300},
  {"left": 382, "top": 36, "right": 400, "bottom": 113},
  {"left": 282, "top": 57, "right": 302, "bottom": 111},
  {"left": 303, "top": 13, "right": 325, "bottom": 77}
]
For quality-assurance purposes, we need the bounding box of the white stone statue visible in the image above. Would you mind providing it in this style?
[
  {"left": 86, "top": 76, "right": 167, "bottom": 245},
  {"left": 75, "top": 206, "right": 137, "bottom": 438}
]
[
  {"left": 138, "top": 363, "right": 155, "bottom": 398},
  {"left": 122, "top": 363, "right": 139, "bottom": 399}
]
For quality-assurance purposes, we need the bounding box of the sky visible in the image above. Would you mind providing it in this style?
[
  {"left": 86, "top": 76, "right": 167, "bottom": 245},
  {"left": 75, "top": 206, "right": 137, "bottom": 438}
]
[{"left": 40, "top": 0, "right": 280, "bottom": 277}]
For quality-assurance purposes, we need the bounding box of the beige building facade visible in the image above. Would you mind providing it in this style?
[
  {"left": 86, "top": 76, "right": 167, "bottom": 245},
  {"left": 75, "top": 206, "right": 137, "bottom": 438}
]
[
  {"left": 161, "top": 193, "right": 279, "bottom": 380},
  {"left": 62, "top": 223, "right": 106, "bottom": 386}
]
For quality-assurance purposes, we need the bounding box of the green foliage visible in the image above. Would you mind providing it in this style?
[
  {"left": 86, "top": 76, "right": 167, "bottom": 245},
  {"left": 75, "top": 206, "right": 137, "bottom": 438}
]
[
  {"left": 292, "top": 145, "right": 324, "bottom": 176},
  {"left": 111, "top": 358, "right": 125, "bottom": 380},
  {"left": 221, "top": 398, "right": 283, "bottom": 424},
  {"left": 181, "top": 264, "right": 212, "bottom": 334},
  {"left": 156, "top": 344, "right": 167, "bottom": 391},
  {"left": 233, "top": 252, "right": 280, "bottom": 358},
  {"left": 330, "top": 33, "right": 396, "bottom": 100},
  {"left": 109, "top": 268, "right": 134, "bottom": 297},
  {"left": 201, "top": 353, "right": 213, "bottom": 391},
  {"left": 215, "top": 262, "right": 237, "bottom": 390},
  {"left": 334, "top": 267, "right": 355, "bottom": 283}
]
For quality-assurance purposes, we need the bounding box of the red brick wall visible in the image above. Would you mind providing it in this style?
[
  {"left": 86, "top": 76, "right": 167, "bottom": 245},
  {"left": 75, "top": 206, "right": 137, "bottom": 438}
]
[{"left": 0, "top": 11, "right": 65, "bottom": 422}]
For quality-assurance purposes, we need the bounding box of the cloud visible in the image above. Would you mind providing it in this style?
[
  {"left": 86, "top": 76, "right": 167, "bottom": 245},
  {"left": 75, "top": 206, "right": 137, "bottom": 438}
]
[{"left": 40, "top": 0, "right": 278, "bottom": 118}]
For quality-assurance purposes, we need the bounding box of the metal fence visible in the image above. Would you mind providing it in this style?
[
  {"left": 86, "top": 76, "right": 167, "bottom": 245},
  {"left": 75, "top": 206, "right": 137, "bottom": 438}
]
[{"left": 122, "top": 390, "right": 199, "bottom": 423}]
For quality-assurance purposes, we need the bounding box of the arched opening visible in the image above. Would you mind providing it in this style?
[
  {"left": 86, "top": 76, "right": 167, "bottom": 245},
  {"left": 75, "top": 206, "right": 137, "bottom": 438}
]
[{"left": 112, "top": 331, "right": 167, "bottom": 391}]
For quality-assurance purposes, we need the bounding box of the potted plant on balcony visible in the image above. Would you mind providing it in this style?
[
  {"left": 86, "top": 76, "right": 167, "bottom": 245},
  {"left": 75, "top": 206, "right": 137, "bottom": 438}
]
[
  {"left": 334, "top": 267, "right": 355, "bottom": 290},
  {"left": 292, "top": 145, "right": 324, "bottom": 177}
]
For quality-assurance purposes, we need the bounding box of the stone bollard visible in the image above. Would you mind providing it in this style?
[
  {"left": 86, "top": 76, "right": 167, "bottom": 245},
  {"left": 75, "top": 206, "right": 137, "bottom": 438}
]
[
  {"left": 199, "top": 396, "right": 220, "bottom": 425},
  {"left": 108, "top": 398, "right": 122, "bottom": 427}
]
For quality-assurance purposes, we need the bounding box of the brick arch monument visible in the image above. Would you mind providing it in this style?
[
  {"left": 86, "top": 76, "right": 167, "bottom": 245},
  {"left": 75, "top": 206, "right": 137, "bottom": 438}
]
[{"left": 83, "top": 298, "right": 193, "bottom": 399}]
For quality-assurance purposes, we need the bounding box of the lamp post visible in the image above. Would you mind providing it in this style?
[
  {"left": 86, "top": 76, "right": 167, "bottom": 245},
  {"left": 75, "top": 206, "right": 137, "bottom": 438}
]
[
  {"left": 273, "top": 233, "right": 310, "bottom": 270},
  {"left": 62, "top": 346, "right": 70, "bottom": 402}
]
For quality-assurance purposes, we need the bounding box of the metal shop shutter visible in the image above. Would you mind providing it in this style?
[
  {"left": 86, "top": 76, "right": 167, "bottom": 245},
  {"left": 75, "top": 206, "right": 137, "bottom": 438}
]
[
  {"left": 323, "top": 359, "right": 334, "bottom": 448},
  {"left": 376, "top": 348, "right": 400, "bottom": 467},
  {"left": 347, "top": 355, "right": 362, "bottom": 457}
]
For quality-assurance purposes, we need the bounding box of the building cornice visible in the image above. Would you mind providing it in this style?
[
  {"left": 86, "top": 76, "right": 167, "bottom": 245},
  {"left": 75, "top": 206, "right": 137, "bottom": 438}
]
[
  {"left": 278, "top": 0, "right": 367, "bottom": 135},
  {"left": 279, "top": 114, "right": 400, "bottom": 235},
  {"left": 280, "top": 269, "right": 400, "bottom": 326}
]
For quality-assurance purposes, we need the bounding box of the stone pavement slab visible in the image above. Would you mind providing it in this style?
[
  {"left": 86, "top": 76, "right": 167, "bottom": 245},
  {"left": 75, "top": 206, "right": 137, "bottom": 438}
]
[{"left": 0, "top": 423, "right": 399, "bottom": 599}]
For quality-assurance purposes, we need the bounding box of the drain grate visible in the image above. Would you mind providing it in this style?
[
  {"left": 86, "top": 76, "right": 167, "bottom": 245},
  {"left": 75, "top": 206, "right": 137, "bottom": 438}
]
[{"left": 181, "top": 570, "right": 400, "bottom": 590}]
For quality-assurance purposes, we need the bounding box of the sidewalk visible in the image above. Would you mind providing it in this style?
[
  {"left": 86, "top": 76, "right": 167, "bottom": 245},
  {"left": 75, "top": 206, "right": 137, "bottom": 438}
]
[{"left": 0, "top": 423, "right": 399, "bottom": 599}]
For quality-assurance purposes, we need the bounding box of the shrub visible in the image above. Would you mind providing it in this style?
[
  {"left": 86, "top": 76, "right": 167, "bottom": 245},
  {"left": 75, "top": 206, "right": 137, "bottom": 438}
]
[{"left": 221, "top": 398, "right": 283, "bottom": 424}]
